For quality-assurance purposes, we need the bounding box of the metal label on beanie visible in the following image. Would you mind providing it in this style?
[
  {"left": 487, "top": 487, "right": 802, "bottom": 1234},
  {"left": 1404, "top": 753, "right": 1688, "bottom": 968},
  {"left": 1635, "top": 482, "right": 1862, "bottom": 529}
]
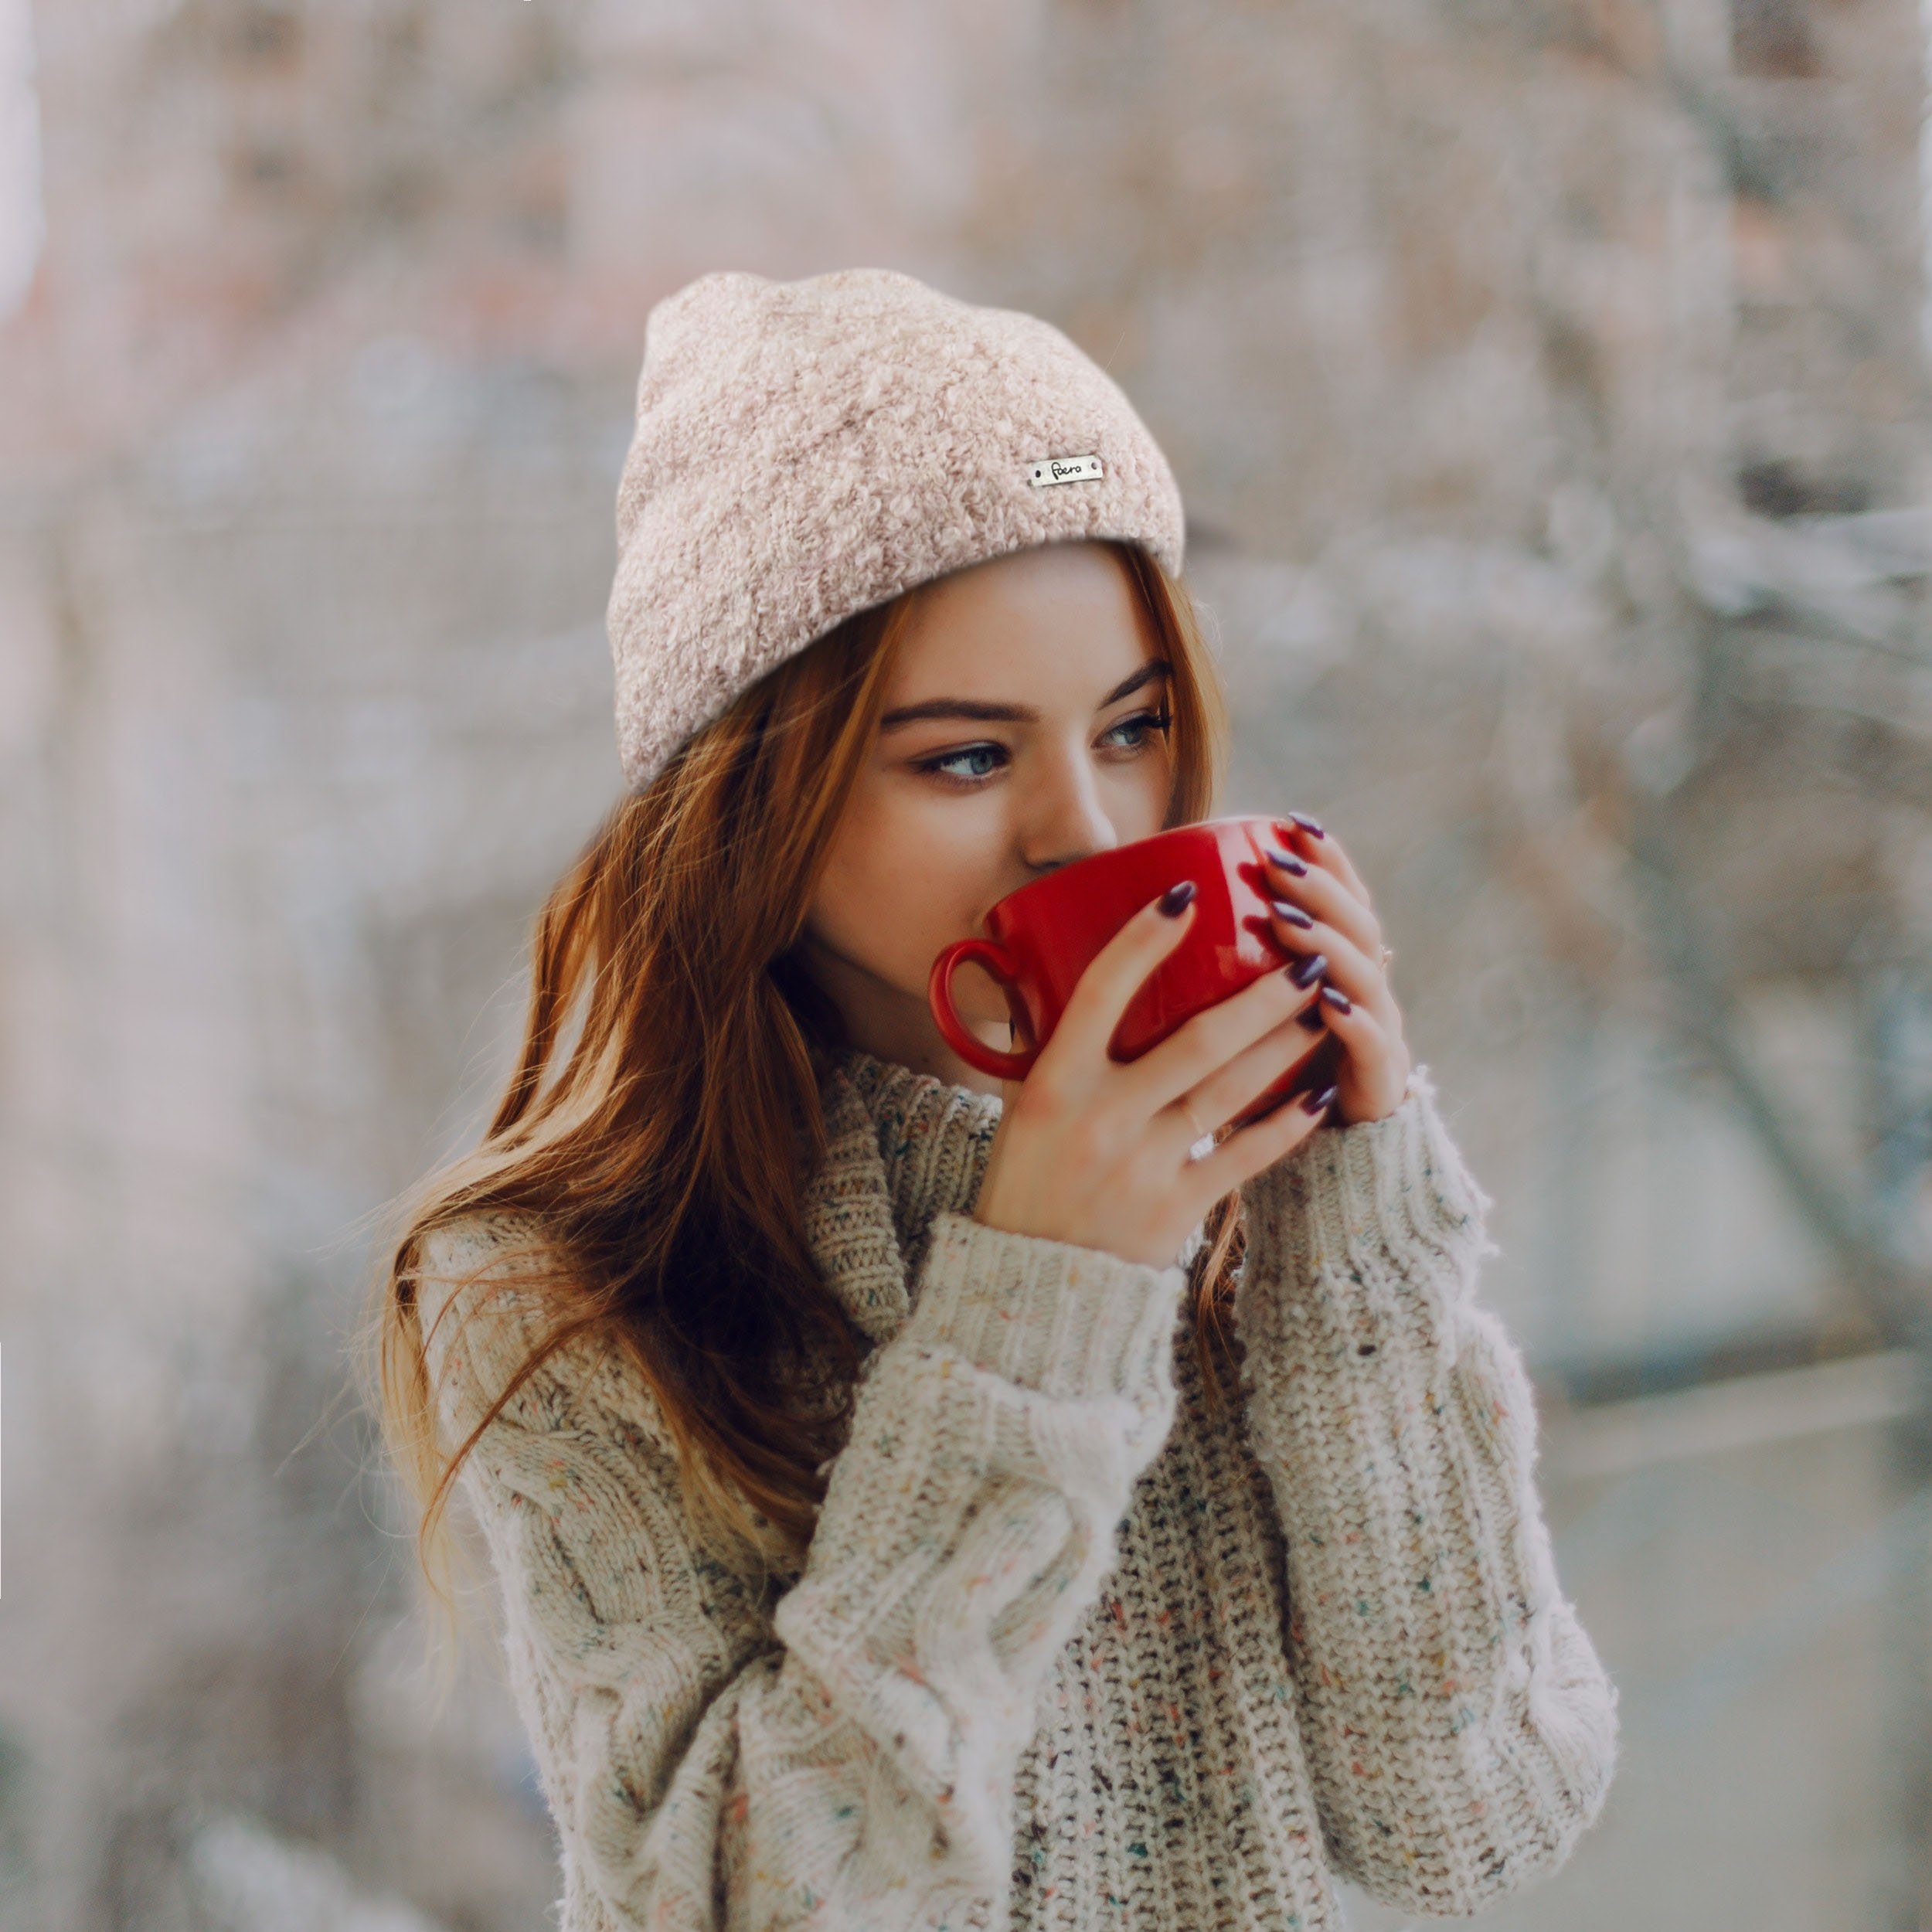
[{"left": 1028, "top": 454, "right": 1105, "bottom": 487}]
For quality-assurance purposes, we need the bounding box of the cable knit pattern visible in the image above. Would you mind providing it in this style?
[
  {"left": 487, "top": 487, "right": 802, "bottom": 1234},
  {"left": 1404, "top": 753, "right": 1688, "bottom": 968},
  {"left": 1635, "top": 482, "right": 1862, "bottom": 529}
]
[
  {"left": 1232, "top": 1061, "right": 1620, "bottom": 1913},
  {"left": 410, "top": 1049, "right": 1616, "bottom": 1931}
]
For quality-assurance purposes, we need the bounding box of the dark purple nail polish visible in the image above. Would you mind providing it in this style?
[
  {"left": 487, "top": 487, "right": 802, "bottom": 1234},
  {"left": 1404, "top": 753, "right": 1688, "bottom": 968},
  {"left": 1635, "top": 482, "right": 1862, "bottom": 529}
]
[
  {"left": 1295, "top": 1005, "right": 1327, "bottom": 1031},
  {"left": 1301, "top": 1081, "right": 1340, "bottom": 1114},
  {"left": 1265, "top": 842, "right": 1309, "bottom": 876},
  {"left": 1320, "top": 984, "right": 1352, "bottom": 1014},
  {"left": 1289, "top": 811, "right": 1325, "bottom": 838},
  {"left": 1289, "top": 951, "right": 1328, "bottom": 988},
  {"left": 1270, "top": 897, "right": 1315, "bottom": 929},
  {"left": 1158, "top": 879, "right": 1197, "bottom": 916}
]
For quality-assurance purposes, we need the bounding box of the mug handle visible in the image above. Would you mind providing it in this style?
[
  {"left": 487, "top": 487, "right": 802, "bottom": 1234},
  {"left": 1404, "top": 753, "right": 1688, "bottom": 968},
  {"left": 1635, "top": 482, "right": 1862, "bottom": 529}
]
[{"left": 928, "top": 938, "right": 1039, "bottom": 1081}]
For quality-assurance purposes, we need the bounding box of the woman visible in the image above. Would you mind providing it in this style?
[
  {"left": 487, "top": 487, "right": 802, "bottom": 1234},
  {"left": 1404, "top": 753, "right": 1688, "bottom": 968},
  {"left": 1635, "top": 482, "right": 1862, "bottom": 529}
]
[{"left": 363, "top": 267, "right": 1618, "bottom": 1931}]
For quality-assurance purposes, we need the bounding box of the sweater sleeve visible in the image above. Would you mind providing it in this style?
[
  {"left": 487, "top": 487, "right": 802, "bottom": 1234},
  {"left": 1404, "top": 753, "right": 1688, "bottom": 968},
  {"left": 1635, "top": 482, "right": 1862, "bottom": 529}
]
[
  {"left": 1230, "top": 1063, "right": 1618, "bottom": 1917},
  {"left": 413, "top": 1207, "right": 1189, "bottom": 1932}
]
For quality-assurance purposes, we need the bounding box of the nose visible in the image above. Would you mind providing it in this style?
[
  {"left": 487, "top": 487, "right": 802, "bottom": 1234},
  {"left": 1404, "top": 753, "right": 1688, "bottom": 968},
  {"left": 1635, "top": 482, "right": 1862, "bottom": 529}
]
[{"left": 1018, "top": 764, "right": 1125, "bottom": 877}]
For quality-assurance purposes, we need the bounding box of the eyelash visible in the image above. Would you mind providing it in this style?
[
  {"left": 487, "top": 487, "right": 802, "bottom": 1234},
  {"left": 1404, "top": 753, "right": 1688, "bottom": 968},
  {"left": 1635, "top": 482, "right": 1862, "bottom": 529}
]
[{"left": 912, "top": 709, "right": 1174, "bottom": 791}]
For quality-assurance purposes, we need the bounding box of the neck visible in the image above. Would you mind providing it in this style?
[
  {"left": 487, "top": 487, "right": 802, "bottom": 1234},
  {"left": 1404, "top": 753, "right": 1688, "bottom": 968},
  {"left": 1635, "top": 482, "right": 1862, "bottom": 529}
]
[{"left": 790, "top": 930, "right": 1022, "bottom": 1097}]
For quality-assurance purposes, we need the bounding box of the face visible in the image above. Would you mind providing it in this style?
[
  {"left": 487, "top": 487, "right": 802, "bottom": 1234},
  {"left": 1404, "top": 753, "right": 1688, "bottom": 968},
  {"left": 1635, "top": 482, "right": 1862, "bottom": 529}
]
[{"left": 795, "top": 540, "right": 1175, "bottom": 1094}]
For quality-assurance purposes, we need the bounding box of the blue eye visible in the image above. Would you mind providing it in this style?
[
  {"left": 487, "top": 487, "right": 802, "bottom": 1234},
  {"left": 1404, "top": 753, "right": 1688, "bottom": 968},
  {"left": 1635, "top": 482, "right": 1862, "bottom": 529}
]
[
  {"left": 925, "top": 744, "right": 1003, "bottom": 784},
  {"left": 913, "top": 709, "right": 1172, "bottom": 791}
]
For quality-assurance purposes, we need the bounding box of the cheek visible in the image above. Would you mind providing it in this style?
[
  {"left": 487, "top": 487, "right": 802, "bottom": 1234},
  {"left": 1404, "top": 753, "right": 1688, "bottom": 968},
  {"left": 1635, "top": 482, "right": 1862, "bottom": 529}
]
[{"left": 815, "top": 787, "right": 995, "bottom": 968}]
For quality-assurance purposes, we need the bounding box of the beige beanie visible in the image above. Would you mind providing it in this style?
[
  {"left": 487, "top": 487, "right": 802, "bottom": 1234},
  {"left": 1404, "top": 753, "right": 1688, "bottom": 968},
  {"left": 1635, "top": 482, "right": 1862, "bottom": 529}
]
[{"left": 605, "top": 266, "right": 1188, "bottom": 793}]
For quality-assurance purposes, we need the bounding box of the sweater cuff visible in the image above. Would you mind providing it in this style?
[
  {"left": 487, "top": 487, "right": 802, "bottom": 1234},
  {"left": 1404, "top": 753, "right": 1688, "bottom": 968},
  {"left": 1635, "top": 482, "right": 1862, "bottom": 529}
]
[
  {"left": 907, "top": 1209, "right": 1188, "bottom": 1400},
  {"left": 1242, "top": 1061, "right": 1498, "bottom": 1285}
]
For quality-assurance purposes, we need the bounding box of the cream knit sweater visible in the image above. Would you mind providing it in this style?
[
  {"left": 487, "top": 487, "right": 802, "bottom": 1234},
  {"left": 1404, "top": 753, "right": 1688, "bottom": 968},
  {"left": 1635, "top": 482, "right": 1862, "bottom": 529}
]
[{"left": 413, "top": 1046, "right": 1617, "bottom": 1931}]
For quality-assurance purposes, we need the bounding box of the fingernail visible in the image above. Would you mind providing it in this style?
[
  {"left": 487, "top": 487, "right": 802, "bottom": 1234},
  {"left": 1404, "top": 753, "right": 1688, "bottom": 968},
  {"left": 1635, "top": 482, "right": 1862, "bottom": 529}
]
[
  {"left": 1158, "top": 879, "right": 1197, "bottom": 916},
  {"left": 1289, "top": 951, "right": 1328, "bottom": 988},
  {"left": 1295, "top": 1005, "right": 1326, "bottom": 1031},
  {"left": 1265, "top": 842, "right": 1309, "bottom": 876},
  {"left": 1320, "top": 984, "right": 1352, "bottom": 1014},
  {"left": 1289, "top": 811, "right": 1325, "bottom": 838},
  {"left": 1300, "top": 1081, "right": 1339, "bottom": 1114},
  {"left": 1270, "top": 897, "right": 1315, "bottom": 930}
]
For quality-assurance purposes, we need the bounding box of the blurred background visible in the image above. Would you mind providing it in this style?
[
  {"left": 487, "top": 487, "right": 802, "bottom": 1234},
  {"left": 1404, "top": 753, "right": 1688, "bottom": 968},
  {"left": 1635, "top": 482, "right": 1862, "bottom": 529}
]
[{"left": 4, "top": 0, "right": 1932, "bottom": 1927}]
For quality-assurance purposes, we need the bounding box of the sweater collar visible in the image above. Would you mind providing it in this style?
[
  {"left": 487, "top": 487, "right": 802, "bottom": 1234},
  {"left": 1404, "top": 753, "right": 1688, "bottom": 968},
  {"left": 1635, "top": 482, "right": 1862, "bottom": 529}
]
[{"left": 800, "top": 1044, "right": 1004, "bottom": 1345}]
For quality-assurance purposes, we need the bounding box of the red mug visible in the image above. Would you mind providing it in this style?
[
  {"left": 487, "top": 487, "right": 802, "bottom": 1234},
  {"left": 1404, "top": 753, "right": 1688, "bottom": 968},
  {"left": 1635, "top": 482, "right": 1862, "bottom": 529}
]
[{"left": 927, "top": 813, "right": 1342, "bottom": 1129}]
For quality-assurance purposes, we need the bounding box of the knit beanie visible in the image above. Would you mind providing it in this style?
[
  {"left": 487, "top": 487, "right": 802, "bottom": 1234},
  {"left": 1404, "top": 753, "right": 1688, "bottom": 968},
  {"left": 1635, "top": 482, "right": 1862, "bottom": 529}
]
[{"left": 605, "top": 266, "right": 1188, "bottom": 793}]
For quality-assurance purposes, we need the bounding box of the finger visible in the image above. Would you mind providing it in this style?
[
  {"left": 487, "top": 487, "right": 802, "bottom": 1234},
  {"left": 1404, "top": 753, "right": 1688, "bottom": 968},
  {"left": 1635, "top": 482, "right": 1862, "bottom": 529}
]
[
  {"left": 1267, "top": 816, "right": 1374, "bottom": 915},
  {"left": 1259, "top": 855, "right": 1381, "bottom": 968},
  {"left": 1263, "top": 903, "right": 1395, "bottom": 1019},
  {"left": 1177, "top": 1003, "right": 1332, "bottom": 1147},
  {"left": 1308, "top": 994, "right": 1401, "bottom": 1098},
  {"left": 1042, "top": 879, "right": 1202, "bottom": 1083},
  {"left": 1127, "top": 951, "right": 1324, "bottom": 1117},
  {"left": 1188, "top": 1062, "right": 1335, "bottom": 1196}
]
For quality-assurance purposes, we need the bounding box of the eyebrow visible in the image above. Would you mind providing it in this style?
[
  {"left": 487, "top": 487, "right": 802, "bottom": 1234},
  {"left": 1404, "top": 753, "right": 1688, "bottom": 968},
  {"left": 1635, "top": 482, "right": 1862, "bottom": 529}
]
[{"left": 878, "top": 658, "right": 1173, "bottom": 733}]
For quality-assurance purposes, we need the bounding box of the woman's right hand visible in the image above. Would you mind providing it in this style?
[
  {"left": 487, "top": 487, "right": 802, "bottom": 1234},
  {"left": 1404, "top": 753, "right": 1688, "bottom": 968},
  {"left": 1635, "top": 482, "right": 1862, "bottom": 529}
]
[{"left": 972, "top": 883, "right": 1339, "bottom": 1270}]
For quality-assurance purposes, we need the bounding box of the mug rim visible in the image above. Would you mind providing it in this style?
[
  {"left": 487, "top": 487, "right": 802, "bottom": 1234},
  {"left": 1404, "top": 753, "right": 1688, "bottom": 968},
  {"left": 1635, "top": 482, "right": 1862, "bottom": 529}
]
[{"left": 987, "top": 811, "right": 1274, "bottom": 915}]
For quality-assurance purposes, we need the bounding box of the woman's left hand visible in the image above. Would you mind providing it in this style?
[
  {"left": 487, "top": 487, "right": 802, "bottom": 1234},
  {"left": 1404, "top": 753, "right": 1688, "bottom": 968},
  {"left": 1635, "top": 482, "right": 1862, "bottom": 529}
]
[{"left": 1260, "top": 811, "right": 1413, "bottom": 1127}]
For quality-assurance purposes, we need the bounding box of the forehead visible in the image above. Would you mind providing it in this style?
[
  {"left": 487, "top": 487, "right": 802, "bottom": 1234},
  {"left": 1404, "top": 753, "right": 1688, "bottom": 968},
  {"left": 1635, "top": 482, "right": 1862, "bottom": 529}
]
[{"left": 886, "top": 543, "right": 1158, "bottom": 696}]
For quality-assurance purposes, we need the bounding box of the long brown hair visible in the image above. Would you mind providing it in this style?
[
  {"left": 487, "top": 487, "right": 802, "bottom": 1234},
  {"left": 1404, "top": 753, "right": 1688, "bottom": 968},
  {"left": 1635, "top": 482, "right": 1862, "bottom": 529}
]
[{"left": 356, "top": 538, "right": 1250, "bottom": 1708}]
